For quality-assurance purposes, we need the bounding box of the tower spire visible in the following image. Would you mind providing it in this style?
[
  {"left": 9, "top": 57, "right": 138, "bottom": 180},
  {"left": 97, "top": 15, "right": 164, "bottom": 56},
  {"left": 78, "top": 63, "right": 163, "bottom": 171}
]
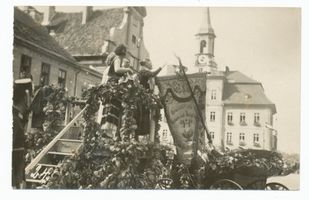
[
  {"left": 195, "top": 7, "right": 217, "bottom": 72},
  {"left": 199, "top": 7, "right": 215, "bottom": 35}
]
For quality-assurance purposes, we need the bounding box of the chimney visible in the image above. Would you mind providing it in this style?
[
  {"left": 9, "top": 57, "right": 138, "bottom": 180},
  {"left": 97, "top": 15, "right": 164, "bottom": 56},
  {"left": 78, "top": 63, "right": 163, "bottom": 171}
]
[
  {"left": 225, "top": 66, "right": 230, "bottom": 73},
  {"left": 82, "top": 6, "right": 93, "bottom": 25},
  {"left": 42, "top": 6, "right": 55, "bottom": 26}
]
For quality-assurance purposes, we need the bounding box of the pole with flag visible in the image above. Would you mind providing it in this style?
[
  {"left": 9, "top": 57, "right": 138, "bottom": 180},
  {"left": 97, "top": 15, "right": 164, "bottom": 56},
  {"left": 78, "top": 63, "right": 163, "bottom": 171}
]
[{"left": 174, "top": 55, "right": 213, "bottom": 161}]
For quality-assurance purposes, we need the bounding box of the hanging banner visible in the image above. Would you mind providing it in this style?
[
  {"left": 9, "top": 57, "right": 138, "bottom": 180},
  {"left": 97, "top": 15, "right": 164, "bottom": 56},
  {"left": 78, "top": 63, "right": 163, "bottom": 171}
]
[{"left": 157, "top": 73, "right": 207, "bottom": 165}]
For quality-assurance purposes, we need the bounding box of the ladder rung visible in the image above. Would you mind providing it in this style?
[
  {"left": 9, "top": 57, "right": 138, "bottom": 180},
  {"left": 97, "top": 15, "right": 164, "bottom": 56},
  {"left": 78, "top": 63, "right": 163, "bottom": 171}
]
[
  {"left": 37, "top": 163, "right": 60, "bottom": 168},
  {"left": 58, "top": 139, "right": 82, "bottom": 143},
  {"left": 47, "top": 151, "right": 74, "bottom": 156},
  {"left": 25, "top": 105, "right": 88, "bottom": 175},
  {"left": 26, "top": 178, "right": 45, "bottom": 184}
]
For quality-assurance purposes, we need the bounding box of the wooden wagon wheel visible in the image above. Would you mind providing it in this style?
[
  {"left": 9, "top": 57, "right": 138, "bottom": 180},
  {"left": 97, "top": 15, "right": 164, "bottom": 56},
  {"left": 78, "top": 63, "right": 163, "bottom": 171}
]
[
  {"left": 265, "top": 182, "right": 289, "bottom": 190},
  {"left": 209, "top": 179, "right": 243, "bottom": 190},
  {"left": 245, "top": 179, "right": 267, "bottom": 190},
  {"left": 156, "top": 178, "right": 173, "bottom": 189}
]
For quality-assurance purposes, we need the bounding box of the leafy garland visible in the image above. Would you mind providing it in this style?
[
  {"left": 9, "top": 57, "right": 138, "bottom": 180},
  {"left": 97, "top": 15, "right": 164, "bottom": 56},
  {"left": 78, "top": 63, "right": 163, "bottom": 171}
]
[
  {"left": 32, "top": 81, "right": 290, "bottom": 189},
  {"left": 25, "top": 86, "right": 71, "bottom": 165},
  {"left": 167, "top": 149, "right": 285, "bottom": 189},
  {"left": 43, "top": 141, "right": 172, "bottom": 189},
  {"left": 39, "top": 79, "right": 171, "bottom": 189},
  {"left": 205, "top": 149, "right": 284, "bottom": 177},
  {"left": 280, "top": 152, "right": 300, "bottom": 175}
]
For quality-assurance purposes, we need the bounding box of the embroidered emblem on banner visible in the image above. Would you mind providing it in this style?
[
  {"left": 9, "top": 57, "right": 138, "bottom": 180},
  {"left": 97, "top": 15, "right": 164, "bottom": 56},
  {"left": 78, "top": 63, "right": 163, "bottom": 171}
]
[{"left": 157, "top": 73, "right": 207, "bottom": 165}]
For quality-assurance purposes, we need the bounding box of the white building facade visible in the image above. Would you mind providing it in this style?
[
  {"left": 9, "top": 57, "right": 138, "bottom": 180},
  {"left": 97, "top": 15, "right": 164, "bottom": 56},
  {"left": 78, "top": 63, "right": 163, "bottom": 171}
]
[{"left": 159, "top": 8, "right": 277, "bottom": 152}]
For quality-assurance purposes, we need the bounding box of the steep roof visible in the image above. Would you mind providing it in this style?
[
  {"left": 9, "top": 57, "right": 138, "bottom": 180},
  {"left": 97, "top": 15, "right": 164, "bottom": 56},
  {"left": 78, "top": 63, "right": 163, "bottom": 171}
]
[
  {"left": 225, "top": 71, "right": 258, "bottom": 83},
  {"left": 49, "top": 8, "right": 124, "bottom": 56},
  {"left": 223, "top": 71, "right": 276, "bottom": 113},
  {"left": 14, "top": 8, "right": 76, "bottom": 63},
  {"left": 223, "top": 84, "right": 274, "bottom": 105}
]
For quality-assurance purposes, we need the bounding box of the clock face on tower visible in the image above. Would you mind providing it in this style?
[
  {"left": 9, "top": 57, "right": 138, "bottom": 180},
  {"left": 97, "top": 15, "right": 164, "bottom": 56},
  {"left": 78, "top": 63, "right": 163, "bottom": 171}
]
[{"left": 198, "top": 55, "right": 207, "bottom": 64}]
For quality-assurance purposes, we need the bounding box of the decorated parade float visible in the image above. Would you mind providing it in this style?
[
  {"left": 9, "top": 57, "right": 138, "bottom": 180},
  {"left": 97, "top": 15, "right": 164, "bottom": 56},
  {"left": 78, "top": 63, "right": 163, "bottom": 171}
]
[{"left": 23, "top": 58, "right": 293, "bottom": 190}]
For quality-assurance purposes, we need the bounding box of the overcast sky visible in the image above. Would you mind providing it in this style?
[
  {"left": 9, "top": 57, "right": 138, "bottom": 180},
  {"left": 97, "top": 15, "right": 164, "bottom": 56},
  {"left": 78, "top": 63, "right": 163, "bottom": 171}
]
[
  {"left": 33, "top": 6, "right": 301, "bottom": 154},
  {"left": 143, "top": 7, "right": 301, "bottom": 154}
]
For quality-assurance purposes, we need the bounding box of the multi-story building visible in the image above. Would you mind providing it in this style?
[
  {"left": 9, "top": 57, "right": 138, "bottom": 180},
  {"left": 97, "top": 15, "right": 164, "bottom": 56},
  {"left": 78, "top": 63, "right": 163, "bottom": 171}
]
[
  {"left": 159, "top": 8, "right": 277, "bottom": 151},
  {"left": 13, "top": 7, "right": 101, "bottom": 97},
  {"left": 32, "top": 6, "right": 150, "bottom": 73}
]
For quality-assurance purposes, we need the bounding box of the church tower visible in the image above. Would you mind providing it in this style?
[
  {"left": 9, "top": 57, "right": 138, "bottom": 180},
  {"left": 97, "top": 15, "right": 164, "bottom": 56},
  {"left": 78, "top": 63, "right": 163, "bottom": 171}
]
[{"left": 195, "top": 7, "right": 217, "bottom": 72}]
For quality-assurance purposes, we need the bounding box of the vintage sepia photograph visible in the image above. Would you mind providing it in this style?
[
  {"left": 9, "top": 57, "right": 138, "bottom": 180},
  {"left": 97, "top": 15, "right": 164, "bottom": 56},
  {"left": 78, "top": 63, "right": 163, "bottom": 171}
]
[{"left": 9, "top": 4, "right": 301, "bottom": 191}]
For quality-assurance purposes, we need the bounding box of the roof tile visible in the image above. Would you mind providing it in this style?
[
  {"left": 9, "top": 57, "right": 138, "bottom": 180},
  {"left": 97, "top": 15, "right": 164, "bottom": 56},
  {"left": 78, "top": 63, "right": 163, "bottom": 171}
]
[{"left": 50, "top": 8, "right": 124, "bottom": 55}]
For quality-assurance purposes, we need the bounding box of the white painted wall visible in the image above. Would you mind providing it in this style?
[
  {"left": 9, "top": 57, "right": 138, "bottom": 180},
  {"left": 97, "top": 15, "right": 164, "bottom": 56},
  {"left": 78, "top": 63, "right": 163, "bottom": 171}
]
[
  {"left": 223, "top": 106, "right": 274, "bottom": 150},
  {"left": 205, "top": 78, "right": 224, "bottom": 149}
]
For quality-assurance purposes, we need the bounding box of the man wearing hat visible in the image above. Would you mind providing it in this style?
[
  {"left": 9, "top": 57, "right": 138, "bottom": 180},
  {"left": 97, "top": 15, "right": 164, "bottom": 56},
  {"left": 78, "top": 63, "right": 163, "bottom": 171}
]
[
  {"left": 12, "top": 78, "right": 32, "bottom": 188},
  {"left": 135, "top": 59, "right": 165, "bottom": 141},
  {"left": 138, "top": 58, "right": 163, "bottom": 90}
]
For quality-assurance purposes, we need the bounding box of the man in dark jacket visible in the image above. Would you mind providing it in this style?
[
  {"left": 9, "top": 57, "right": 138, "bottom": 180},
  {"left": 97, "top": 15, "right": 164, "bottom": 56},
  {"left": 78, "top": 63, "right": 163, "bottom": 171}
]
[
  {"left": 135, "top": 59, "right": 165, "bottom": 140},
  {"left": 12, "top": 78, "right": 32, "bottom": 189}
]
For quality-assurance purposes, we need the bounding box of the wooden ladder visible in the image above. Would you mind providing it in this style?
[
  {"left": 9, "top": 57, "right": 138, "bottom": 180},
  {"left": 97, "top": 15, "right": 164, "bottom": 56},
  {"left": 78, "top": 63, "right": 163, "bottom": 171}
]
[{"left": 25, "top": 105, "right": 88, "bottom": 186}]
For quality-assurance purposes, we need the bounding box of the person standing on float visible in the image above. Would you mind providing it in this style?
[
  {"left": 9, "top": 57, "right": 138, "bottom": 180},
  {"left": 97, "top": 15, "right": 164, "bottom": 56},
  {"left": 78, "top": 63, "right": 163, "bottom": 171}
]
[
  {"left": 97, "top": 44, "right": 133, "bottom": 139},
  {"left": 135, "top": 59, "right": 165, "bottom": 141}
]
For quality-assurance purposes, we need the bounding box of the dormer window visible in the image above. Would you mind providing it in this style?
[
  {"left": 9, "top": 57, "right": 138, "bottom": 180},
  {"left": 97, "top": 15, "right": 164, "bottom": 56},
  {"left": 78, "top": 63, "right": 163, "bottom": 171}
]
[{"left": 244, "top": 93, "right": 251, "bottom": 99}]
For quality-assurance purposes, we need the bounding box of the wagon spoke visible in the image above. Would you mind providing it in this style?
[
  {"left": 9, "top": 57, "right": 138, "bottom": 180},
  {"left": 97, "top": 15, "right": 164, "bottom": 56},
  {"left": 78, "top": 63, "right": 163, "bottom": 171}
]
[{"left": 265, "top": 182, "right": 289, "bottom": 190}]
